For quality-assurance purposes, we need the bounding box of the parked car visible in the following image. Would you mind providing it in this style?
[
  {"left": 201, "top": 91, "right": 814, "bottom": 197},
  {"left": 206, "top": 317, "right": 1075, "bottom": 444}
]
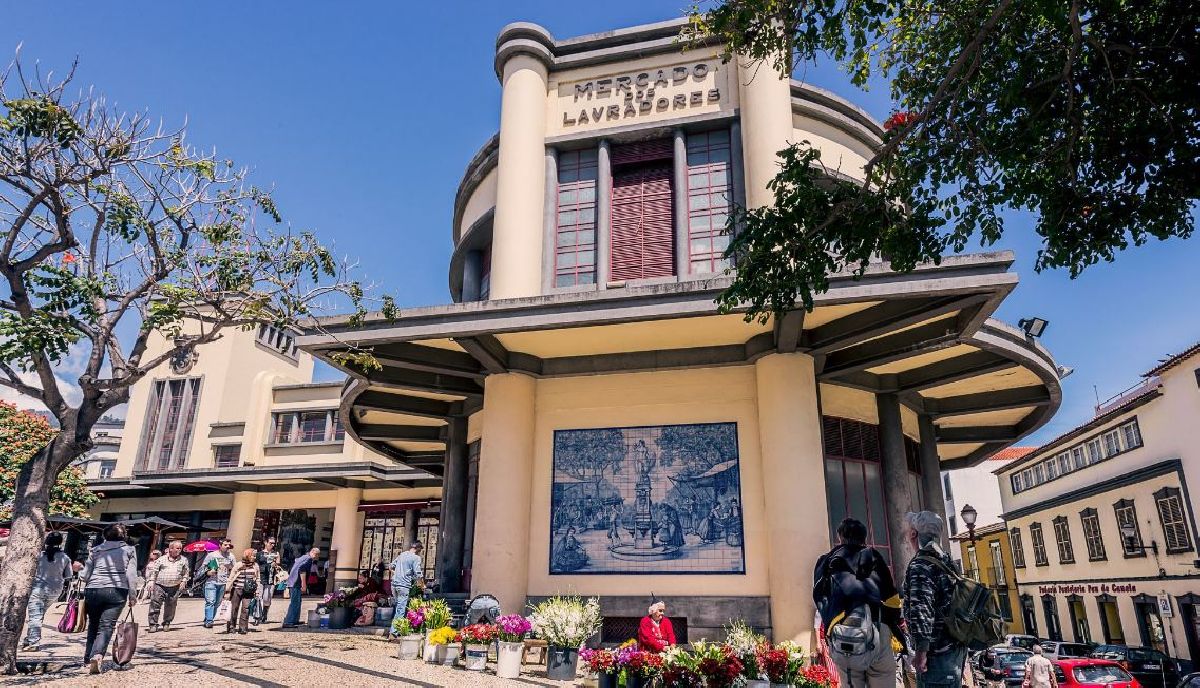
[
  {"left": 1177, "top": 672, "right": 1200, "bottom": 688},
  {"left": 1091, "top": 646, "right": 1179, "bottom": 688},
  {"left": 983, "top": 650, "right": 1033, "bottom": 687},
  {"left": 1043, "top": 641, "right": 1096, "bottom": 660},
  {"left": 1004, "top": 634, "right": 1040, "bottom": 649},
  {"left": 1054, "top": 658, "right": 1141, "bottom": 688},
  {"left": 979, "top": 645, "right": 1033, "bottom": 673}
]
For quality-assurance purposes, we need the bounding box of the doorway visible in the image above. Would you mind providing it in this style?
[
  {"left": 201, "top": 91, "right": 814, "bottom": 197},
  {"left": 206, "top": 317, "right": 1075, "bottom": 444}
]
[
  {"left": 1178, "top": 594, "right": 1200, "bottom": 663},
  {"left": 1134, "top": 595, "right": 1168, "bottom": 654},
  {"left": 1097, "top": 594, "right": 1126, "bottom": 644},
  {"left": 1067, "top": 595, "right": 1092, "bottom": 643},
  {"left": 1021, "top": 595, "right": 1039, "bottom": 637},
  {"left": 1042, "top": 595, "right": 1063, "bottom": 641}
]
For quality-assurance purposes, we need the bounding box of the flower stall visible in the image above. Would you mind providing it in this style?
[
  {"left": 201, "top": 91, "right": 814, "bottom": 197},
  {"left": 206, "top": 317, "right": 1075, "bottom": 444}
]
[
  {"left": 528, "top": 595, "right": 603, "bottom": 680},
  {"left": 460, "top": 623, "right": 499, "bottom": 671},
  {"left": 495, "top": 614, "right": 532, "bottom": 678}
]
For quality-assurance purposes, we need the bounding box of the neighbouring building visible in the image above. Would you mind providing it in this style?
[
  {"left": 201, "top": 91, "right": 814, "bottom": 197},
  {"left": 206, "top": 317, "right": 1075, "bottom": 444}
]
[
  {"left": 943, "top": 445, "right": 1034, "bottom": 561},
  {"left": 88, "top": 320, "right": 443, "bottom": 585},
  {"left": 298, "top": 17, "right": 1063, "bottom": 644},
  {"left": 954, "top": 522, "right": 1025, "bottom": 635},
  {"left": 997, "top": 342, "right": 1200, "bottom": 660},
  {"left": 76, "top": 417, "right": 124, "bottom": 481}
]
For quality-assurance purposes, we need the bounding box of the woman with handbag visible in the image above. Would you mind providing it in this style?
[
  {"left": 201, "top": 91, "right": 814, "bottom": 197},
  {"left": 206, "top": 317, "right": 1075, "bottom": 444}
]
[
  {"left": 21, "top": 532, "right": 72, "bottom": 651},
  {"left": 223, "top": 549, "right": 260, "bottom": 635},
  {"left": 80, "top": 524, "right": 138, "bottom": 674}
]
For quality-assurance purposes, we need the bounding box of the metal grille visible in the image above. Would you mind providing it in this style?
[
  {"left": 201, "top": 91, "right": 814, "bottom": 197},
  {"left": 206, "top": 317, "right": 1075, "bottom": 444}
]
[
  {"left": 822, "top": 416, "right": 882, "bottom": 462},
  {"left": 600, "top": 616, "right": 689, "bottom": 645},
  {"left": 611, "top": 139, "right": 673, "bottom": 165},
  {"left": 610, "top": 164, "right": 674, "bottom": 281}
]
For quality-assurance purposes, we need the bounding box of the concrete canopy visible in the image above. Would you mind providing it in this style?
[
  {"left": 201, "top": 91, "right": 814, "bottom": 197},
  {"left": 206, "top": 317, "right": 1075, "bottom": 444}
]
[{"left": 300, "top": 251, "right": 1062, "bottom": 483}]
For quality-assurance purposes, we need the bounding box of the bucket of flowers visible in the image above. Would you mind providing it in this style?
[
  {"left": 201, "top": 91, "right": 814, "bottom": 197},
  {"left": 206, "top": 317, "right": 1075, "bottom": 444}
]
[
  {"left": 528, "top": 595, "right": 602, "bottom": 681},
  {"left": 726, "top": 620, "right": 769, "bottom": 688},
  {"left": 795, "top": 663, "right": 834, "bottom": 688},
  {"left": 391, "top": 607, "right": 425, "bottom": 660},
  {"left": 757, "top": 641, "right": 807, "bottom": 688},
  {"left": 691, "top": 640, "right": 744, "bottom": 688},
  {"left": 460, "top": 623, "right": 499, "bottom": 671},
  {"left": 660, "top": 646, "right": 705, "bottom": 688},
  {"left": 323, "top": 589, "right": 353, "bottom": 629},
  {"left": 427, "top": 626, "right": 461, "bottom": 666},
  {"left": 495, "top": 614, "right": 532, "bottom": 679},
  {"left": 617, "top": 644, "right": 665, "bottom": 688},
  {"left": 580, "top": 648, "right": 619, "bottom": 688},
  {"left": 416, "top": 599, "right": 453, "bottom": 661}
]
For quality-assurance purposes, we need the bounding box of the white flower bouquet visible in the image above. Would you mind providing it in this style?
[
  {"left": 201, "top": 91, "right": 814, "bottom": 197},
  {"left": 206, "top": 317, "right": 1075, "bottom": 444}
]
[{"left": 528, "top": 595, "right": 602, "bottom": 648}]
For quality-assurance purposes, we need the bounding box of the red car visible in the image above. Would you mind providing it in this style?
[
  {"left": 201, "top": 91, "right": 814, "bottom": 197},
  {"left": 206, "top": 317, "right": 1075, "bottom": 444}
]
[{"left": 1054, "top": 658, "right": 1142, "bottom": 688}]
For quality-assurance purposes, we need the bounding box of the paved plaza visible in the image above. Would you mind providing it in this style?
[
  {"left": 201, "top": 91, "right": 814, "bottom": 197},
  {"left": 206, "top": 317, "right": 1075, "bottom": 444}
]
[{"left": 13, "top": 596, "right": 573, "bottom": 687}]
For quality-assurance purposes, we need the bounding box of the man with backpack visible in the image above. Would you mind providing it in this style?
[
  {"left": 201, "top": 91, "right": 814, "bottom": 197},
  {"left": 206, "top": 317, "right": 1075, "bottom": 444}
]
[
  {"left": 902, "top": 511, "right": 1003, "bottom": 688},
  {"left": 814, "top": 518, "right": 905, "bottom": 688}
]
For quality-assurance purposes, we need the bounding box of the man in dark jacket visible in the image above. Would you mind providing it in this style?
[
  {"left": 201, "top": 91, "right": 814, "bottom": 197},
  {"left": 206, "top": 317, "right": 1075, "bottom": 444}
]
[
  {"left": 814, "top": 518, "right": 904, "bottom": 688},
  {"left": 901, "top": 511, "right": 965, "bottom": 688}
]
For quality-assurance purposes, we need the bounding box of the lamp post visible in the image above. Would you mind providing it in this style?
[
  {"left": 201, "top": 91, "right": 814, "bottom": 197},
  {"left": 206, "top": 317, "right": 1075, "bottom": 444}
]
[
  {"left": 960, "top": 503, "right": 979, "bottom": 544},
  {"left": 1119, "top": 521, "right": 1159, "bottom": 556}
]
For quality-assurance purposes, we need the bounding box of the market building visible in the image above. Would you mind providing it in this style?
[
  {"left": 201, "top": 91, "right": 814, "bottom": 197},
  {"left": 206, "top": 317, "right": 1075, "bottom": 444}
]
[
  {"left": 298, "top": 17, "right": 1063, "bottom": 644},
  {"left": 996, "top": 342, "right": 1200, "bottom": 660},
  {"left": 953, "top": 522, "right": 1026, "bottom": 635}
]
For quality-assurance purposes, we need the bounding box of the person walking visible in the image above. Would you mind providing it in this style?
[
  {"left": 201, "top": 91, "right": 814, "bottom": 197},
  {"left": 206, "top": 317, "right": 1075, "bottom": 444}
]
[
  {"left": 223, "top": 548, "right": 260, "bottom": 635},
  {"left": 389, "top": 541, "right": 424, "bottom": 617},
  {"left": 253, "top": 536, "right": 282, "bottom": 625},
  {"left": 902, "top": 511, "right": 965, "bottom": 688},
  {"left": 814, "top": 518, "right": 904, "bottom": 688},
  {"left": 1024, "top": 646, "right": 1058, "bottom": 688},
  {"left": 146, "top": 540, "right": 189, "bottom": 633},
  {"left": 80, "top": 524, "right": 138, "bottom": 674},
  {"left": 282, "top": 547, "right": 321, "bottom": 628},
  {"left": 20, "top": 532, "right": 72, "bottom": 651},
  {"left": 200, "top": 539, "right": 235, "bottom": 629}
]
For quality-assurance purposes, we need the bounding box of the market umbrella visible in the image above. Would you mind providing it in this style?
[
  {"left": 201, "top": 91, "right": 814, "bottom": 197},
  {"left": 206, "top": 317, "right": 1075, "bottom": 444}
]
[
  {"left": 183, "top": 539, "right": 218, "bottom": 553},
  {"left": 117, "top": 516, "right": 188, "bottom": 549}
]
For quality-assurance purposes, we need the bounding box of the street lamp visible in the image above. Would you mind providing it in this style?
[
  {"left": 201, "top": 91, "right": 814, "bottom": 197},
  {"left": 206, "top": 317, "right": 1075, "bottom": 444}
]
[
  {"left": 1119, "top": 521, "right": 1159, "bottom": 556},
  {"left": 960, "top": 503, "right": 979, "bottom": 543}
]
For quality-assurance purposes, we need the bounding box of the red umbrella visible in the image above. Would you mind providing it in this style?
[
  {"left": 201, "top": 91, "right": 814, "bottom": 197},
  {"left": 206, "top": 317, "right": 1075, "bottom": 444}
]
[{"left": 183, "top": 539, "right": 218, "bottom": 553}]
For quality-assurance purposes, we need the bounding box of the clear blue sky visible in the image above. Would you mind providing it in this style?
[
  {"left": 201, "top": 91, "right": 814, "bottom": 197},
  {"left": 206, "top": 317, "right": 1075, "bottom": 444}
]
[{"left": 6, "top": 2, "right": 1198, "bottom": 445}]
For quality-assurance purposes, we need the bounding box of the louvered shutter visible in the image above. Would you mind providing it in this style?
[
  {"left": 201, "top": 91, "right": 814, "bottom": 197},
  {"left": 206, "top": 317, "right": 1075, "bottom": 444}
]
[
  {"left": 1157, "top": 490, "right": 1192, "bottom": 552},
  {"left": 610, "top": 164, "right": 674, "bottom": 281},
  {"left": 611, "top": 139, "right": 673, "bottom": 166}
]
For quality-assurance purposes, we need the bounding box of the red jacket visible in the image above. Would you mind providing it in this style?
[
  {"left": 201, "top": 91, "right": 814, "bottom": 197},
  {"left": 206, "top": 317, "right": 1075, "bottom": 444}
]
[{"left": 637, "top": 616, "right": 676, "bottom": 652}]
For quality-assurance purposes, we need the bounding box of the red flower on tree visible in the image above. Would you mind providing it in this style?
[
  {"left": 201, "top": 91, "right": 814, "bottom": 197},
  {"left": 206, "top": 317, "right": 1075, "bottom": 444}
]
[{"left": 883, "top": 111, "right": 918, "bottom": 132}]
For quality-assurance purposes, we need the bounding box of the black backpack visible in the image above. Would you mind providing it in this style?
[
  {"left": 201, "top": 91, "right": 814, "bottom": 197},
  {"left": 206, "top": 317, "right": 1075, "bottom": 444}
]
[
  {"left": 916, "top": 553, "right": 1005, "bottom": 647},
  {"left": 816, "top": 550, "right": 881, "bottom": 668}
]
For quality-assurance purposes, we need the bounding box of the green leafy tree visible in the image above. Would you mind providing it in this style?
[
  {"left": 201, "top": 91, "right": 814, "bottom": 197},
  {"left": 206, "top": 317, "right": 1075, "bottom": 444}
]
[
  {"left": 0, "top": 59, "right": 388, "bottom": 671},
  {"left": 0, "top": 401, "right": 97, "bottom": 521},
  {"left": 688, "top": 0, "right": 1199, "bottom": 318}
]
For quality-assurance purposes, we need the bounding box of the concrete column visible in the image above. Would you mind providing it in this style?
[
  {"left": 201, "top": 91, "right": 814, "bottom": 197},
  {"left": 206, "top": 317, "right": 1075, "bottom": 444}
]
[
  {"left": 878, "top": 394, "right": 917, "bottom": 572},
  {"left": 438, "top": 417, "right": 469, "bottom": 593},
  {"left": 462, "top": 250, "right": 483, "bottom": 302},
  {"left": 491, "top": 55, "right": 549, "bottom": 299},
  {"left": 404, "top": 508, "right": 421, "bottom": 548},
  {"left": 541, "top": 147, "right": 558, "bottom": 293},
  {"left": 227, "top": 490, "right": 259, "bottom": 551},
  {"left": 729, "top": 120, "right": 747, "bottom": 213},
  {"left": 755, "top": 353, "right": 829, "bottom": 645},
  {"left": 596, "top": 140, "right": 612, "bottom": 287},
  {"left": 463, "top": 443, "right": 481, "bottom": 576},
  {"left": 918, "top": 413, "right": 951, "bottom": 550},
  {"left": 738, "top": 55, "right": 793, "bottom": 208},
  {"left": 672, "top": 128, "right": 689, "bottom": 277},
  {"left": 471, "top": 373, "right": 536, "bottom": 615},
  {"left": 330, "top": 485, "right": 364, "bottom": 587}
]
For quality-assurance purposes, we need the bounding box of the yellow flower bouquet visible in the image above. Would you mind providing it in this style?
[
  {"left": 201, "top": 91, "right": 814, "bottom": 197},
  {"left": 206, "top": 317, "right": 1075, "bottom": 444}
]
[{"left": 428, "top": 626, "right": 460, "bottom": 646}]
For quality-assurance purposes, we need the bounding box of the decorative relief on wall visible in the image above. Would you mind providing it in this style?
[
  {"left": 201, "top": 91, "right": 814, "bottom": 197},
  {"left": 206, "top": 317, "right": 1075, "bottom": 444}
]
[{"left": 550, "top": 422, "right": 745, "bottom": 575}]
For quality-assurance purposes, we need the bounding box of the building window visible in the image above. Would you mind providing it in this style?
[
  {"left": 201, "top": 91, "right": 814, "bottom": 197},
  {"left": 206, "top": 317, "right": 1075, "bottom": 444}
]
[
  {"left": 256, "top": 324, "right": 298, "bottom": 359},
  {"left": 610, "top": 140, "right": 675, "bottom": 281},
  {"left": 554, "top": 149, "right": 598, "bottom": 287},
  {"left": 1053, "top": 515, "right": 1075, "bottom": 564},
  {"left": 1086, "top": 438, "right": 1103, "bottom": 464},
  {"left": 943, "top": 473, "right": 953, "bottom": 499},
  {"left": 1043, "top": 595, "right": 1064, "bottom": 641},
  {"left": 98, "top": 459, "right": 116, "bottom": 479},
  {"left": 1080, "top": 507, "right": 1107, "bottom": 561},
  {"left": 1071, "top": 446, "right": 1086, "bottom": 470},
  {"left": 1011, "top": 472, "right": 1022, "bottom": 493},
  {"left": 1102, "top": 429, "right": 1121, "bottom": 458},
  {"left": 1010, "top": 527, "right": 1027, "bottom": 568},
  {"left": 989, "top": 539, "right": 1006, "bottom": 585},
  {"left": 1045, "top": 458, "right": 1059, "bottom": 480},
  {"left": 213, "top": 444, "right": 241, "bottom": 468},
  {"left": 966, "top": 546, "right": 980, "bottom": 581},
  {"left": 822, "top": 416, "right": 891, "bottom": 567},
  {"left": 1057, "top": 452, "right": 1071, "bottom": 475},
  {"left": 1030, "top": 522, "right": 1049, "bottom": 566},
  {"left": 1154, "top": 486, "right": 1194, "bottom": 554},
  {"left": 479, "top": 245, "right": 491, "bottom": 300},
  {"left": 1121, "top": 420, "right": 1143, "bottom": 450},
  {"left": 685, "top": 129, "right": 732, "bottom": 275},
  {"left": 996, "top": 588, "right": 1014, "bottom": 622},
  {"left": 1114, "top": 499, "right": 1146, "bottom": 558},
  {"left": 270, "top": 410, "right": 345, "bottom": 445},
  {"left": 136, "top": 377, "right": 202, "bottom": 471}
]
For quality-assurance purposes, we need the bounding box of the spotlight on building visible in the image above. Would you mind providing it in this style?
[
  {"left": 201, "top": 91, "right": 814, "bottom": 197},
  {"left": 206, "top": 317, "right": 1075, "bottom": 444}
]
[
  {"left": 960, "top": 503, "right": 978, "bottom": 544},
  {"left": 1018, "top": 317, "right": 1049, "bottom": 338}
]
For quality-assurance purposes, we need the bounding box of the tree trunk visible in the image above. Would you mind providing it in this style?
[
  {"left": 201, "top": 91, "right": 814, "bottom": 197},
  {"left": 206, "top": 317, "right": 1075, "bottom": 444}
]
[{"left": 0, "top": 445, "right": 60, "bottom": 674}]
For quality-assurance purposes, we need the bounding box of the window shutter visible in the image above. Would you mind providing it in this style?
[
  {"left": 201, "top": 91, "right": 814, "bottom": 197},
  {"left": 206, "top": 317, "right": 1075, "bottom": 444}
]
[
  {"left": 610, "top": 163, "right": 674, "bottom": 281},
  {"left": 610, "top": 139, "right": 673, "bottom": 166}
]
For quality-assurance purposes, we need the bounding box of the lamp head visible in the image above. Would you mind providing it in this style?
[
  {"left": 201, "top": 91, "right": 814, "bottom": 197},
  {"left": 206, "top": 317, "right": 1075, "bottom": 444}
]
[{"left": 960, "top": 503, "right": 978, "bottom": 528}]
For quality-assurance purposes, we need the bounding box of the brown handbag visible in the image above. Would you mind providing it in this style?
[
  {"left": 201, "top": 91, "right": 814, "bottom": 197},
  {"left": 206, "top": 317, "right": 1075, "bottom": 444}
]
[{"left": 111, "top": 606, "right": 139, "bottom": 666}]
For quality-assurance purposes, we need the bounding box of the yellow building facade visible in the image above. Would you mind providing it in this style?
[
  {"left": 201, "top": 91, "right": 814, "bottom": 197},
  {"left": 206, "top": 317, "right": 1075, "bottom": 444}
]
[
  {"left": 300, "top": 17, "right": 1063, "bottom": 644},
  {"left": 955, "top": 523, "right": 1025, "bottom": 635},
  {"left": 996, "top": 344, "right": 1200, "bottom": 660}
]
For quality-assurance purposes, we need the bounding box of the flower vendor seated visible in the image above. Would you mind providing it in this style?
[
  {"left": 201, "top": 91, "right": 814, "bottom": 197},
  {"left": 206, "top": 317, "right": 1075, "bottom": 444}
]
[
  {"left": 347, "top": 570, "right": 384, "bottom": 623},
  {"left": 637, "top": 601, "right": 677, "bottom": 652}
]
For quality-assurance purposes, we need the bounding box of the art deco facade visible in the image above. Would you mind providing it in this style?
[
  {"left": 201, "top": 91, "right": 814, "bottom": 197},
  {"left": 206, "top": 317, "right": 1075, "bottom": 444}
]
[{"left": 300, "top": 18, "right": 1062, "bottom": 643}]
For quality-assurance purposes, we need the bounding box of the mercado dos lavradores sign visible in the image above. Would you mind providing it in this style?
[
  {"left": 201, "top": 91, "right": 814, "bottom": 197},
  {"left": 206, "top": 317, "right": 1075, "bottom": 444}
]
[
  {"left": 557, "top": 62, "right": 725, "bottom": 130},
  {"left": 549, "top": 422, "right": 745, "bottom": 575}
]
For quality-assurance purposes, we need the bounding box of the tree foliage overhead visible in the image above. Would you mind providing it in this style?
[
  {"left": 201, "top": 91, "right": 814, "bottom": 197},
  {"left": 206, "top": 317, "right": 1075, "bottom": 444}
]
[
  {"left": 0, "top": 402, "right": 96, "bottom": 522},
  {"left": 689, "top": 0, "right": 1199, "bottom": 317}
]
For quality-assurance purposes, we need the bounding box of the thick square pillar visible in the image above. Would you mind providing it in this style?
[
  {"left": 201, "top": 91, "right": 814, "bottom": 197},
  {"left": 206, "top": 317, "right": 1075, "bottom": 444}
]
[
  {"left": 330, "top": 485, "right": 364, "bottom": 588},
  {"left": 918, "top": 413, "right": 950, "bottom": 550},
  {"left": 438, "top": 417, "right": 469, "bottom": 593},
  {"left": 755, "top": 353, "right": 828, "bottom": 645},
  {"left": 470, "top": 373, "right": 536, "bottom": 615},
  {"left": 877, "top": 393, "right": 917, "bottom": 571}
]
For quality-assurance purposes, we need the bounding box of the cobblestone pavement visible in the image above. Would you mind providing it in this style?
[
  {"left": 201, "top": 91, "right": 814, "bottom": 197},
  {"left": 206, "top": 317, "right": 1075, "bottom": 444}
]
[{"left": 12, "top": 596, "right": 575, "bottom": 687}]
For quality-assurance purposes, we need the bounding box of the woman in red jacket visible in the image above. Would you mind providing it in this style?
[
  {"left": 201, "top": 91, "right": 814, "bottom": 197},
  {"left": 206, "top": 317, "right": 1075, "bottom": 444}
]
[{"left": 637, "top": 601, "right": 677, "bottom": 652}]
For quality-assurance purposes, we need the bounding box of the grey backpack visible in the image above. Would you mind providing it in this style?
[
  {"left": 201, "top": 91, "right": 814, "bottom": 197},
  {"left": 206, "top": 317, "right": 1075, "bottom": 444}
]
[{"left": 827, "top": 603, "right": 880, "bottom": 670}]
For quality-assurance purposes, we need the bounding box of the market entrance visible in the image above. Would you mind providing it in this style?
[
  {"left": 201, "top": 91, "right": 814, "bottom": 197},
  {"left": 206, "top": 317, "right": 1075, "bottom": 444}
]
[{"left": 357, "top": 504, "right": 439, "bottom": 585}]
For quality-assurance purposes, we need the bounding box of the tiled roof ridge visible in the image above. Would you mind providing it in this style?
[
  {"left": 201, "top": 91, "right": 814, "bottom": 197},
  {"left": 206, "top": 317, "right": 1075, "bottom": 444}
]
[{"left": 1143, "top": 340, "right": 1200, "bottom": 378}]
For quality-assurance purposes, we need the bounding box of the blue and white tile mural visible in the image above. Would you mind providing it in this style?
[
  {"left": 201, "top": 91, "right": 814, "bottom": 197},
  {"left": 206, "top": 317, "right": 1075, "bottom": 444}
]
[{"left": 549, "top": 422, "right": 745, "bottom": 575}]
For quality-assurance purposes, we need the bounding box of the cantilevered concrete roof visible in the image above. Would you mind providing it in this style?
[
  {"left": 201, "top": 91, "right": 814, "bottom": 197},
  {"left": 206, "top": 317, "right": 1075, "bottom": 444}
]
[{"left": 300, "top": 252, "right": 1062, "bottom": 480}]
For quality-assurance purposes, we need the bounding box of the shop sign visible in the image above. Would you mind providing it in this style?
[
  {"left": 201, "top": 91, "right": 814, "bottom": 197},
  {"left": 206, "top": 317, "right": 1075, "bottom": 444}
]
[
  {"left": 1158, "top": 594, "right": 1174, "bottom": 617},
  {"left": 561, "top": 63, "right": 721, "bottom": 128},
  {"left": 1037, "top": 583, "right": 1138, "bottom": 595}
]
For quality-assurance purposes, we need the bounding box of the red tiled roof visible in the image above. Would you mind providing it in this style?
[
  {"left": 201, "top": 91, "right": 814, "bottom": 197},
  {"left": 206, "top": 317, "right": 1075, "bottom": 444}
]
[
  {"left": 1143, "top": 341, "right": 1200, "bottom": 378},
  {"left": 988, "top": 446, "right": 1035, "bottom": 463}
]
